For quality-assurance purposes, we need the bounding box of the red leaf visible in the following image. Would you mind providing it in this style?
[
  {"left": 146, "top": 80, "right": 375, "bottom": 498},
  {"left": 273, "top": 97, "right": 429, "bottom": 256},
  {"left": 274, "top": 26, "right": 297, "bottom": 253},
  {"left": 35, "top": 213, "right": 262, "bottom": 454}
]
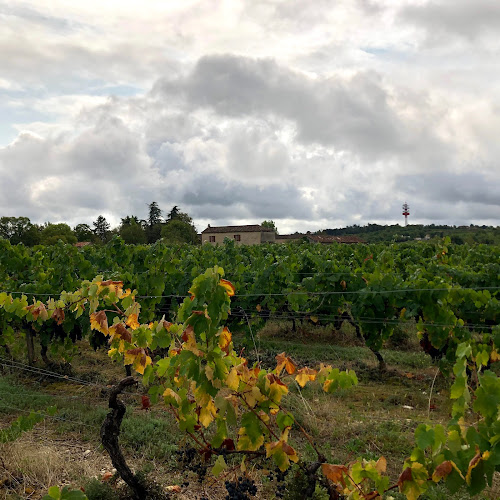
[
  {"left": 141, "top": 395, "right": 151, "bottom": 410},
  {"left": 398, "top": 467, "right": 412, "bottom": 487},
  {"left": 222, "top": 438, "right": 235, "bottom": 451}
]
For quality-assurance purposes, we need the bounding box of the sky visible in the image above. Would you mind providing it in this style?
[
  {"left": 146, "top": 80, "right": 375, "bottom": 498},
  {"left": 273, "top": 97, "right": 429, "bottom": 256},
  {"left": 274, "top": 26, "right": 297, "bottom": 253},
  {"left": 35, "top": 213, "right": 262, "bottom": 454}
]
[{"left": 0, "top": 0, "right": 499, "bottom": 234}]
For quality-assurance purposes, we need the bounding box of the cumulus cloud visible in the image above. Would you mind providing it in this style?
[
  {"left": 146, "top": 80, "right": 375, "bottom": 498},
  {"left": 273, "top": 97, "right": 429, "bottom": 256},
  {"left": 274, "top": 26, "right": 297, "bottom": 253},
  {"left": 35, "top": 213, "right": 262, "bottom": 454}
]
[
  {"left": 1, "top": 1, "right": 499, "bottom": 232},
  {"left": 153, "top": 54, "right": 456, "bottom": 168}
]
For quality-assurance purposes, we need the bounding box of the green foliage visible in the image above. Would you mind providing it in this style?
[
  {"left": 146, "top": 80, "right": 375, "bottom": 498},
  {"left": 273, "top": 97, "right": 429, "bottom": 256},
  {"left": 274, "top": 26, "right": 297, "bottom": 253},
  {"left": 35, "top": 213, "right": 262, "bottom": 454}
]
[
  {"left": 161, "top": 219, "right": 198, "bottom": 244},
  {"left": 322, "top": 223, "right": 500, "bottom": 245},
  {"left": 1, "top": 239, "right": 500, "bottom": 499},
  {"left": 40, "top": 223, "right": 77, "bottom": 245},
  {"left": 148, "top": 202, "right": 162, "bottom": 226},
  {"left": 119, "top": 221, "right": 147, "bottom": 244},
  {"left": 261, "top": 219, "right": 278, "bottom": 233},
  {"left": 0, "top": 406, "right": 56, "bottom": 442},
  {"left": 42, "top": 485, "right": 88, "bottom": 500},
  {"left": 82, "top": 479, "right": 117, "bottom": 500},
  {"left": 0, "top": 216, "right": 41, "bottom": 245},
  {"left": 74, "top": 223, "right": 94, "bottom": 242},
  {"left": 93, "top": 216, "right": 111, "bottom": 243}
]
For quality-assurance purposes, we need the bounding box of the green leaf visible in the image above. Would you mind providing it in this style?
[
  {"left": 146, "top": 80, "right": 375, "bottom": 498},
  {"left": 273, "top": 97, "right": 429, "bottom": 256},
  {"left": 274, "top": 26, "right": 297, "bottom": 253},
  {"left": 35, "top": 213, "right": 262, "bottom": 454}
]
[
  {"left": 415, "top": 424, "right": 435, "bottom": 450},
  {"left": 276, "top": 412, "right": 294, "bottom": 431},
  {"left": 456, "top": 343, "right": 472, "bottom": 359},
  {"left": 211, "top": 455, "right": 227, "bottom": 477},
  {"left": 47, "top": 486, "right": 61, "bottom": 499}
]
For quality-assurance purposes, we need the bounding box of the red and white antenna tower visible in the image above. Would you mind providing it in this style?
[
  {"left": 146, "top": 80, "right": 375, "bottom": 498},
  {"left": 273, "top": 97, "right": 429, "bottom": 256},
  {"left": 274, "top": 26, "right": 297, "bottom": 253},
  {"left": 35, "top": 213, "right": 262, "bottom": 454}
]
[{"left": 402, "top": 202, "right": 410, "bottom": 226}]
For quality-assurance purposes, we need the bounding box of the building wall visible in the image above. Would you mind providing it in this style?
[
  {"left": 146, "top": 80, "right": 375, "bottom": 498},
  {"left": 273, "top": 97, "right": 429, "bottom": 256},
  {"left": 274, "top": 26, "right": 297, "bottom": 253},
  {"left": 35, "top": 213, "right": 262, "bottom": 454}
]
[
  {"left": 202, "top": 231, "right": 264, "bottom": 245},
  {"left": 260, "top": 231, "right": 276, "bottom": 243}
]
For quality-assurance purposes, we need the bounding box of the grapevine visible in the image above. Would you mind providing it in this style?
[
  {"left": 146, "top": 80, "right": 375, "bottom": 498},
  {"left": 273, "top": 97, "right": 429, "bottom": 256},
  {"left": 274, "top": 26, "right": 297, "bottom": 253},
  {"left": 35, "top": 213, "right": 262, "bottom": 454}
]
[{"left": 0, "top": 238, "right": 499, "bottom": 498}]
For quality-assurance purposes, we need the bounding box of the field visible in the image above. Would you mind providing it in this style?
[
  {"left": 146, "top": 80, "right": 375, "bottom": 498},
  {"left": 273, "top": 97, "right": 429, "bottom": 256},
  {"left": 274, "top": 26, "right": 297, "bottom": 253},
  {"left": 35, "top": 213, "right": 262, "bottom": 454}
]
[{"left": 0, "top": 238, "right": 499, "bottom": 499}]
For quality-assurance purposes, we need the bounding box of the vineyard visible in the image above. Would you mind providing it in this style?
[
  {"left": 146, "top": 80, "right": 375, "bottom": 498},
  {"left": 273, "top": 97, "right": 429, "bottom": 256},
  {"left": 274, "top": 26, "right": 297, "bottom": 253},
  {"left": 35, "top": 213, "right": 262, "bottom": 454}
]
[{"left": 0, "top": 237, "right": 499, "bottom": 499}]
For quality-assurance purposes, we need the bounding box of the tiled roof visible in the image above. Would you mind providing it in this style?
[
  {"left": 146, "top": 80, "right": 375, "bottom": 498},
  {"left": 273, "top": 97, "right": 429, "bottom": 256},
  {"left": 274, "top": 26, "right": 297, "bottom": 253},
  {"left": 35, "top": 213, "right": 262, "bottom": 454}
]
[
  {"left": 202, "top": 225, "right": 274, "bottom": 234},
  {"left": 74, "top": 241, "right": 92, "bottom": 247},
  {"left": 308, "top": 235, "right": 366, "bottom": 244},
  {"left": 275, "top": 234, "right": 306, "bottom": 240}
]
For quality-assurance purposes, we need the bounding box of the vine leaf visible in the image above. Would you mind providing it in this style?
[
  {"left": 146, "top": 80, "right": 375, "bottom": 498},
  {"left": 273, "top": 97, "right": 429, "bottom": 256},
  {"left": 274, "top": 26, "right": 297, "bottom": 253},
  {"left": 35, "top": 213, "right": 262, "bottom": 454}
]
[
  {"left": 265, "top": 440, "right": 299, "bottom": 471},
  {"left": 219, "top": 327, "right": 232, "bottom": 352},
  {"left": 295, "top": 367, "right": 317, "bottom": 387},
  {"left": 126, "top": 313, "right": 140, "bottom": 330},
  {"left": 432, "top": 461, "right": 453, "bottom": 482},
  {"left": 114, "top": 323, "right": 132, "bottom": 343},
  {"left": 51, "top": 308, "right": 65, "bottom": 325},
  {"left": 220, "top": 279, "right": 235, "bottom": 296},
  {"left": 275, "top": 352, "right": 296, "bottom": 375},
  {"left": 90, "top": 310, "right": 108, "bottom": 334},
  {"left": 321, "top": 464, "right": 347, "bottom": 487},
  {"left": 212, "top": 455, "right": 227, "bottom": 477}
]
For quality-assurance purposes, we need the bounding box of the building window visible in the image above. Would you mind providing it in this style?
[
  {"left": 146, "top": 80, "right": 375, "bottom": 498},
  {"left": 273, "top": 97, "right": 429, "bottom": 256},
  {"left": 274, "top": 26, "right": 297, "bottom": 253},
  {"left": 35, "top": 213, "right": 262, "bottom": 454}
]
[
  {"left": 209, "top": 236, "right": 215, "bottom": 242},
  {"left": 234, "top": 234, "right": 241, "bottom": 241}
]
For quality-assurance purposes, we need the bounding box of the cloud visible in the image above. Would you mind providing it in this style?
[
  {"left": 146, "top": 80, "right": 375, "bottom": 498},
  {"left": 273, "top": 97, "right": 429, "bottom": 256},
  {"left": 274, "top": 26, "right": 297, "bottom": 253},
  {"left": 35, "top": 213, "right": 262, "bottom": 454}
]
[
  {"left": 154, "top": 54, "right": 453, "bottom": 167},
  {"left": 398, "top": 0, "right": 500, "bottom": 42},
  {"left": 1, "top": 2, "right": 500, "bottom": 232}
]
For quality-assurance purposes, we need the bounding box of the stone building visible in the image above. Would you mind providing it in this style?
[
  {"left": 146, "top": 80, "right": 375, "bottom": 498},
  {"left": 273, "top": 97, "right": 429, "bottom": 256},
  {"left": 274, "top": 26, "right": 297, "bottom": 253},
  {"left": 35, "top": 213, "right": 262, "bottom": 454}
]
[{"left": 201, "top": 225, "right": 275, "bottom": 245}]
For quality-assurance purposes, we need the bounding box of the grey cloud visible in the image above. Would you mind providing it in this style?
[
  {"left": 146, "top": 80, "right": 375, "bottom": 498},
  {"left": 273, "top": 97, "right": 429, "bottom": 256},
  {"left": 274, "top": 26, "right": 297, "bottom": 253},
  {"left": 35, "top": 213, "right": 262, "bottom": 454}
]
[
  {"left": 399, "top": 0, "right": 500, "bottom": 40},
  {"left": 154, "top": 54, "right": 448, "bottom": 162},
  {"left": 397, "top": 172, "right": 500, "bottom": 207},
  {"left": 180, "top": 173, "right": 314, "bottom": 221}
]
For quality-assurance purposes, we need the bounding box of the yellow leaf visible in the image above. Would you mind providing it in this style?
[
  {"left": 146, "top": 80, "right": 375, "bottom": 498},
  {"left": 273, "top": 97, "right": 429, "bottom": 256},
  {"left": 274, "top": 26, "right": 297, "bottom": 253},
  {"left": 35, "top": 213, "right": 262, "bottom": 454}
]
[
  {"left": 134, "top": 354, "right": 152, "bottom": 375},
  {"left": 242, "top": 386, "right": 263, "bottom": 408},
  {"left": 491, "top": 350, "right": 500, "bottom": 362},
  {"left": 267, "top": 374, "right": 288, "bottom": 404},
  {"left": 226, "top": 368, "right": 240, "bottom": 391},
  {"left": 295, "top": 367, "right": 317, "bottom": 387},
  {"left": 98, "top": 280, "right": 124, "bottom": 296},
  {"left": 205, "top": 363, "right": 214, "bottom": 381},
  {"left": 375, "top": 456, "right": 387, "bottom": 474},
  {"left": 219, "top": 327, "right": 232, "bottom": 352},
  {"left": 220, "top": 279, "right": 235, "bottom": 297},
  {"left": 126, "top": 313, "right": 140, "bottom": 330},
  {"left": 163, "top": 388, "right": 181, "bottom": 405},
  {"left": 90, "top": 310, "right": 108, "bottom": 335},
  {"left": 275, "top": 352, "right": 296, "bottom": 375},
  {"left": 199, "top": 397, "right": 217, "bottom": 427},
  {"left": 119, "top": 288, "right": 132, "bottom": 299},
  {"left": 237, "top": 430, "right": 264, "bottom": 452}
]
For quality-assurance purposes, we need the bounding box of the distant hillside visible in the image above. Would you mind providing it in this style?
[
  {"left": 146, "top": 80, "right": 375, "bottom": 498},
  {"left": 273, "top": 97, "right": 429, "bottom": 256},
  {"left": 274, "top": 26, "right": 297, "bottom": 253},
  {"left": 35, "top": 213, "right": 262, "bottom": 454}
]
[{"left": 320, "top": 224, "right": 500, "bottom": 244}]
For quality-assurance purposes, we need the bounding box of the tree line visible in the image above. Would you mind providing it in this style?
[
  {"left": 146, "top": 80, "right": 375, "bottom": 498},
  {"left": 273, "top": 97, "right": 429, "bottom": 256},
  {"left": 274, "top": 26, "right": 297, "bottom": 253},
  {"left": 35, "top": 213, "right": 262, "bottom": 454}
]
[
  {"left": 0, "top": 202, "right": 198, "bottom": 246},
  {"left": 322, "top": 223, "right": 500, "bottom": 245}
]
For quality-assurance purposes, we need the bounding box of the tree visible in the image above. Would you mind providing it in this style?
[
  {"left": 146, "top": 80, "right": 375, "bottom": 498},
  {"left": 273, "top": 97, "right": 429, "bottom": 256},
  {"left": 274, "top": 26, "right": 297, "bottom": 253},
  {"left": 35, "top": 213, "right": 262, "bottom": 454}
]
[
  {"left": 74, "top": 223, "right": 94, "bottom": 242},
  {"left": 121, "top": 215, "right": 142, "bottom": 227},
  {"left": 161, "top": 219, "right": 198, "bottom": 244},
  {"left": 40, "top": 223, "right": 77, "bottom": 245},
  {"left": 147, "top": 202, "right": 162, "bottom": 227},
  {"left": 167, "top": 205, "right": 180, "bottom": 221},
  {"left": 120, "top": 221, "right": 147, "bottom": 244},
  {"left": 0, "top": 216, "right": 41, "bottom": 245},
  {"left": 93, "top": 215, "right": 111, "bottom": 243},
  {"left": 261, "top": 220, "right": 278, "bottom": 234},
  {"left": 146, "top": 202, "right": 162, "bottom": 243}
]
